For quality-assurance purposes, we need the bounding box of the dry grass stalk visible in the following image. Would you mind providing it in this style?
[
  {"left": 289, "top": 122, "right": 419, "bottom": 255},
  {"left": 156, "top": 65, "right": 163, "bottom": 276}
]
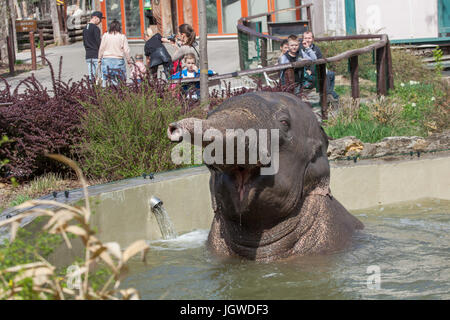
[{"left": 0, "top": 154, "right": 149, "bottom": 300}]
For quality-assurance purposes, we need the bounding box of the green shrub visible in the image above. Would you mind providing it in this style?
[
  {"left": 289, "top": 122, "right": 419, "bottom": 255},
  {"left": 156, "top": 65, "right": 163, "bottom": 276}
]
[
  {"left": 390, "top": 48, "right": 434, "bottom": 84},
  {"left": 318, "top": 39, "right": 376, "bottom": 80},
  {"left": 76, "top": 82, "right": 205, "bottom": 180}
]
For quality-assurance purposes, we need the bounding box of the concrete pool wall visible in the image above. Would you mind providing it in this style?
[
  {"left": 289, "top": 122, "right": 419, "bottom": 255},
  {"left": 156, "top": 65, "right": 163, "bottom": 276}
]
[{"left": 89, "top": 153, "right": 450, "bottom": 246}]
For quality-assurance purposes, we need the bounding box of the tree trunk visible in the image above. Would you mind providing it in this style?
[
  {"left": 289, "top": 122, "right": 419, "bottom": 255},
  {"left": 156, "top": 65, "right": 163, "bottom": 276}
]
[
  {"left": 198, "top": 0, "right": 209, "bottom": 108},
  {"left": 50, "top": 0, "right": 62, "bottom": 45},
  {"left": 0, "top": 3, "right": 8, "bottom": 63},
  {"left": 21, "top": 1, "right": 28, "bottom": 18},
  {"left": 9, "top": 0, "right": 18, "bottom": 55},
  {"left": 13, "top": 0, "right": 22, "bottom": 19}
]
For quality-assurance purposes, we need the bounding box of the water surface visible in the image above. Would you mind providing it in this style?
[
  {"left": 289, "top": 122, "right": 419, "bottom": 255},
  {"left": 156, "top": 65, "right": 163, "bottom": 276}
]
[{"left": 122, "top": 199, "right": 450, "bottom": 299}]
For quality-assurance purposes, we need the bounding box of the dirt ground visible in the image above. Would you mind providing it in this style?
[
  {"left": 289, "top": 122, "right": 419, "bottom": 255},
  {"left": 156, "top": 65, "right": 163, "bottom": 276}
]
[
  {"left": 0, "top": 178, "right": 105, "bottom": 213},
  {"left": 0, "top": 62, "right": 43, "bottom": 78}
]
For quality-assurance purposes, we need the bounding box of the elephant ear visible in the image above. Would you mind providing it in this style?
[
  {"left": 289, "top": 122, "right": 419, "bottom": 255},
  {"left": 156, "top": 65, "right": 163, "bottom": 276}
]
[{"left": 302, "top": 127, "right": 331, "bottom": 197}]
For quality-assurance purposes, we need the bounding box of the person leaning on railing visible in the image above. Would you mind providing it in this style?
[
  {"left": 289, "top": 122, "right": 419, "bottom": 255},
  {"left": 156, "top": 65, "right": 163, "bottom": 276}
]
[
  {"left": 279, "top": 34, "right": 316, "bottom": 93},
  {"left": 300, "top": 31, "right": 339, "bottom": 102}
]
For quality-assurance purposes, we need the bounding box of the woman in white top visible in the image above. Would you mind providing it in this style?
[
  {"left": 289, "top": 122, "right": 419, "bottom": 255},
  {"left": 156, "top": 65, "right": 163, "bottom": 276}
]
[{"left": 98, "top": 20, "right": 132, "bottom": 85}]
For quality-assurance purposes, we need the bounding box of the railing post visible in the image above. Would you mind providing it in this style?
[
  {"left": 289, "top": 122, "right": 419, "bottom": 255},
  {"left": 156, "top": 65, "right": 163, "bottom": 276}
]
[
  {"left": 39, "top": 29, "right": 46, "bottom": 66},
  {"left": 349, "top": 55, "right": 360, "bottom": 99},
  {"left": 386, "top": 40, "right": 394, "bottom": 91},
  {"left": 29, "top": 31, "right": 37, "bottom": 71},
  {"left": 261, "top": 38, "right": 268, "bottom": 67},
  {"left": 306, "top": 5, "right": 312, "bottom": 32},
  {"left": 317, "top": 64, "right": 328, "bottom": 120},
  {"left": 285, "top": 67, "right": 295, "bottom": 85},
  {"left": 376, "top": 45, "right": 387, "bottom": 96},
  {"left": 7, "top": 36, "right": 15, "bottom": 75},
  {"left": 238, "top": 29, "right": 245, "bottom": 71}
]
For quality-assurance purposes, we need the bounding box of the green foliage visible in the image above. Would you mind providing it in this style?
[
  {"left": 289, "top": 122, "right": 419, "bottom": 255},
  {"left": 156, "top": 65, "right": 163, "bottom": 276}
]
[
  {"left": 433, "top": 46, "right": 444, "bottom": 77},
  {"left": 325, "top": 79, "right": 449, "bottom": 142},
  {"left": 8, "top": 194, "right": 32, "bottom": 208},
  {"left": 390, "top": 48, "right": 434, "bottom": 84},
  {"left": 318, "top": 39, "right": 376, "bottom": 80},
  {"left": 76, "top": 82, "right": 203, "bottom": 180},
  {"left": 325, "top": 118, "right": 422, "bottom": 143},
  {"left": 0, "top": 136, "right": 18, "bottom": 188}
]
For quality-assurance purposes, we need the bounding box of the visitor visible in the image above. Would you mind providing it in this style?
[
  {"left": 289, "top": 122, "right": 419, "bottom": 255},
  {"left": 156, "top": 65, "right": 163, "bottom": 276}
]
[
  {"left": 300, "top": 31, "right": 339, "bottom": 101},
  {"left": 143, "top": 27, "right": 173, "bottom": 78},
  {"left": 169, "top": 24, "right": 200, "bottom": 75},
  {"left": 279, "top": 34, "right": 316, "bottom": 89},
  {"left": 82, "top": 11, "right": 103, "bottom": 81},
  {"left": 131, "top": 54, "right": 147, "bottom": 83},
  {"left": 170, "top": 53, "right": 214, "bottom": 99},
  {"left": 98, "top": 20, "right": 132, "bottom": 86},
  {"left": 277, "top": 39, "right": 289, "bottom": 64}
]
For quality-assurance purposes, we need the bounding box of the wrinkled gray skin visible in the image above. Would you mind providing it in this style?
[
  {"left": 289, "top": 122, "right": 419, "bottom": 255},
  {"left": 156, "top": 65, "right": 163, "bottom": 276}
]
[{"left": 167, "top": 92, "right": 364, "bottom": 261}]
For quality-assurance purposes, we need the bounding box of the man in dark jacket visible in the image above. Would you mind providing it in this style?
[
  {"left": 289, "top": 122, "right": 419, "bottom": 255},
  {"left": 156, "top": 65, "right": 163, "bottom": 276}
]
[{"left": 82, "top": 11, "right": 103, "bottom": 80}]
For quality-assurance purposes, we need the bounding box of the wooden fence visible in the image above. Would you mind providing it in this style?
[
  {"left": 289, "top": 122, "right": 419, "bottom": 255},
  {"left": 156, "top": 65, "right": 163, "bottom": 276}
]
[
  {"left": 181, "top": 4, "right": 394, "bottom": 120},
  {"left": 17, "top": 14, "right": 90, "bottom": 50}
]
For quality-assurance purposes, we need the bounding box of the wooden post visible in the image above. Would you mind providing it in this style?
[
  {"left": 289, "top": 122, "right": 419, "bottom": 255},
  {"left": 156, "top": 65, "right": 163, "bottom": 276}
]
[
  {"left": 376, "top": 45, "right": 387, "bottom": 96},
  {"left": 39, "top": 29, "right": 46, "bottom": 65},
  {"left": 29, "top": 31, "right": 37, "bottom": 70},
  {"left": 317, "top": 64, "right": 328, "bottom": 120},
  {"left": 306, "top": 5, "right": 312, "bottom": 32},
  {"left": 238, "top": 27, "right": 248, "bottom": 71},
  {"left": 198, "top": 0, "right": 209, "bottom": 107},
  {"left": 261, "top": 37, "right": 268, "bottom": 67},
  {"left": 285, "top": 68, "right": 295, "bottom": 85},
  {"left": 7, "top": 36, "right": 15, "bottom": 75},
  {"left": 386, "top": 40, "right": 394, "bottom": 91},
  {"left": 349, "top": 55, "right": 359, "bottom": 99},
  {"left": 63, "top": 0, "right": 68, "bottom": 32}
]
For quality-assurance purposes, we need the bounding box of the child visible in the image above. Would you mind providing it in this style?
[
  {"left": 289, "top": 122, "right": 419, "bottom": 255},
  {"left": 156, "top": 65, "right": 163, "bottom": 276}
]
[
  {"left": 279, "top": 34, "right": 317, "bottom": 90},
  {"left": 181, "top": 53, "right": 199, "bottom": 78},
  {"left": 170, "top": 53, "right": 213, "bottom": 99},
  {"left": 277, "top": 39, "right": 289, "bottom": 65},
  {"left": 279, "top": 35, "right": 301, "bottom": 86},
  {"left": 131, "top": 54, "right": 147, "bottom": 82}
]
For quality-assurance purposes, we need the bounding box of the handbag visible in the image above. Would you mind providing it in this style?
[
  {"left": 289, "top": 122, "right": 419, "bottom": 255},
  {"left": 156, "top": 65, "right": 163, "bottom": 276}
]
[{"left": 150, "top": 46, "right": 172, "bottom": 68}]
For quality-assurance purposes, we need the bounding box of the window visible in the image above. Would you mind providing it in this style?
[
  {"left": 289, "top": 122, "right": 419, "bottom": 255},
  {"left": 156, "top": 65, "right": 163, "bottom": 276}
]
[
  {"left": 247, "top": 0, "right": 269, "bottom": 33},
  {"left": 275, "top": 0, "right": 297, "bottom": 23},
  {"left": 206, "top": 0, "right": 219, "bottom": 34},
  {"left": 106, "top": 0, "right": 122, "bottom": 30},
  {"left": 124, "top": 0, "right": 142, "bottom": 37},
  {"left": 222, "top": 0, "right": 241, "bottom": 34}
]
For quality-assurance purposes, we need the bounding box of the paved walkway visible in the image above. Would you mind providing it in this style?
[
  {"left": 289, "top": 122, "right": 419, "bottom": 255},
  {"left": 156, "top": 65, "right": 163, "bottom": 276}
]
[{"left": 1, "top": 39, "right": 241, "bottom": 92}]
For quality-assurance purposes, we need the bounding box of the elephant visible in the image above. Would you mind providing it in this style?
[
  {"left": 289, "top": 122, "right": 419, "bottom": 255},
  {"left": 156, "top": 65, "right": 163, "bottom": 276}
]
[{"left": 167, "top": 92, "right": 364, "bottom": 261}]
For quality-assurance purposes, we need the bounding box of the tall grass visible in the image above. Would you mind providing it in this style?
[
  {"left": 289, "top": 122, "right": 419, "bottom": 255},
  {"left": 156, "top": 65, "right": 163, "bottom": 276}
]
[{"left": 0, "top": 155, "right": 149, "bottom": 300}]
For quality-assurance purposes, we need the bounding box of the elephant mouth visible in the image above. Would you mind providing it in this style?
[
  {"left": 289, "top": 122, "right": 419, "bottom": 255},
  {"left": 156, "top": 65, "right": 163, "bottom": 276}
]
[{"left": 221, "top": 164, "right": 262, "bottom": 205}]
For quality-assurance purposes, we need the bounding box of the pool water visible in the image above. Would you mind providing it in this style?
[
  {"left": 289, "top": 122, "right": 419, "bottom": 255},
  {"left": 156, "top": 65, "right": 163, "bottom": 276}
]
[{"left": 122, "top": 199, "right": 450, "bottom": 300}]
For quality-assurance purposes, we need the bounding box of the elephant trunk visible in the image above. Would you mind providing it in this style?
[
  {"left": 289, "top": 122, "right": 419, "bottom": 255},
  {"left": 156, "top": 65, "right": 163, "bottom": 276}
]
[{"left": 167, "top": 117, "right": 219, "bottom": 146}]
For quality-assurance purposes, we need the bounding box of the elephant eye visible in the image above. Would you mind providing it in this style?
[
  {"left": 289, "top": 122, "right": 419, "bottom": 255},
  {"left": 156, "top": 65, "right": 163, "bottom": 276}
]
[{"left": 280, "top": 119, "right": 290, "bottom": 127}]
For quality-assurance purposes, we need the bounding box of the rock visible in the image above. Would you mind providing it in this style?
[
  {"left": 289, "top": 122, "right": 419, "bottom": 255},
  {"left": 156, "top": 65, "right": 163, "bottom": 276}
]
[
  {"left": 411, "top": 139, "right": 429, "bottom": 151},
  {"left": 327, "top": 130, "right": 450, "bottom": 160},
  {"left": 327, "top": 136, "right": 364, "bottom": 160}
]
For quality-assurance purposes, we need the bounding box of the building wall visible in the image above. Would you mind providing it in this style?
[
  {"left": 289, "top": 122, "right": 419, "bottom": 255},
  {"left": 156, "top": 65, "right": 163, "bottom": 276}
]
[{"left": 354, "top": 0, "right": 438, "bottom": 40}]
